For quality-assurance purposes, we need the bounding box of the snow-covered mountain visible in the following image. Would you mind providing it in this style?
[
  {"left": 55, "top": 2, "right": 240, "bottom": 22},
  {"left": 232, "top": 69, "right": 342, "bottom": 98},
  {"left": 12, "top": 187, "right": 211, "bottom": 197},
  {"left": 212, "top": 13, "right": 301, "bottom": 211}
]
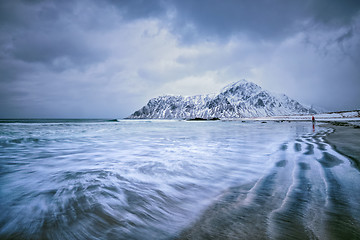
[{"left": 127, "top": 79, "right": 317, "bottom": 119}]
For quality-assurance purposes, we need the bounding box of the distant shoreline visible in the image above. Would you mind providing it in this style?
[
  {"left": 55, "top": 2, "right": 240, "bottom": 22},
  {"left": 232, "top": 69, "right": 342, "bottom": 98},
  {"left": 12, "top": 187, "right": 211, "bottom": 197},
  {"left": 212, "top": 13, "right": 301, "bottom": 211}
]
[{"left": 125, "top": 110, "right": 360, "bottom": 122}]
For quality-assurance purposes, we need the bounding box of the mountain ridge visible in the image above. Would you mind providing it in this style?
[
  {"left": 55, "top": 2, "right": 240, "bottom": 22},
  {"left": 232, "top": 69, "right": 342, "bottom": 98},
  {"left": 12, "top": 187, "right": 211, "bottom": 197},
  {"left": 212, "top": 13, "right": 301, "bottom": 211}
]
[{"left": 127, "top": 80, "right": 317, "bottom": 119}]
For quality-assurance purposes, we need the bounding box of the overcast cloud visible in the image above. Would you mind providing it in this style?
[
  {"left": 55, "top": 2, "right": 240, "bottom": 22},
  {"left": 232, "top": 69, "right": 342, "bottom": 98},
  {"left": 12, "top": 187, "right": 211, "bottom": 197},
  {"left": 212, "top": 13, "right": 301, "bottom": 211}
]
[{"left": 0, "top": 0, "right": 359, "bottom": 118}]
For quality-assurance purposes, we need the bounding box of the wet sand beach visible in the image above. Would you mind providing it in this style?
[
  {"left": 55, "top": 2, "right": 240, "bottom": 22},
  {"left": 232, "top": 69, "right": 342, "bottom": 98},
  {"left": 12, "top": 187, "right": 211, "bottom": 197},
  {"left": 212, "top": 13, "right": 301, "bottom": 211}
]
[
  {"left": 1, "top": 120, "right": 359, "bottom": 239},
  {"left": 324, "top": 122, "right": 360, "bottom": 170},
  {"left": 178, "top": 122, "right": 360, "bottom": 240}
]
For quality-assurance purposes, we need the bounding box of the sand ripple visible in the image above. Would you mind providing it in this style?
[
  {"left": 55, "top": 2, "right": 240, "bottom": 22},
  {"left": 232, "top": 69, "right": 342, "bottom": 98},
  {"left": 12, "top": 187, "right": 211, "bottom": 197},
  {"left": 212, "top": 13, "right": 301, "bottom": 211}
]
[{"left": 179, "top": 128, "right": 360, "bottom": 240}]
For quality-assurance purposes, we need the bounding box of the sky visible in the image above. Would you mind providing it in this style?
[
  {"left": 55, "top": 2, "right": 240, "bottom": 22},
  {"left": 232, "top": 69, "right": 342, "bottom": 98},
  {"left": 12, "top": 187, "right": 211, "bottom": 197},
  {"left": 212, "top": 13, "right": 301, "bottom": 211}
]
[{"left": 0, "top": 0, "right": 359, "bottom": 118}]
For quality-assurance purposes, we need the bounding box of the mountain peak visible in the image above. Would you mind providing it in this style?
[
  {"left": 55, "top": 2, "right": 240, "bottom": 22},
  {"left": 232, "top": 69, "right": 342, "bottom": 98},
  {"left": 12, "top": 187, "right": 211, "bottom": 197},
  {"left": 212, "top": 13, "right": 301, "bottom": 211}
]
[
  {"left": 127, "top": 80, "right": 316, "bottom": 119},
  {"left": 221, "top": 79, "right": 261, "bottom": 93},
  {"left": 232, "top": 79, "right": 249, "bottom": 85}
]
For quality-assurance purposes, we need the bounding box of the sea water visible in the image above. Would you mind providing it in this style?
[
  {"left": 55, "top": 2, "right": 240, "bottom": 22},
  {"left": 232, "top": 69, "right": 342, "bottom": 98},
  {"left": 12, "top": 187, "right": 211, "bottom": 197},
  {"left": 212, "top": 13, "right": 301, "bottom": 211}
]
[{"left": 0, "top": 120, "right": 359, "bottom": 239}]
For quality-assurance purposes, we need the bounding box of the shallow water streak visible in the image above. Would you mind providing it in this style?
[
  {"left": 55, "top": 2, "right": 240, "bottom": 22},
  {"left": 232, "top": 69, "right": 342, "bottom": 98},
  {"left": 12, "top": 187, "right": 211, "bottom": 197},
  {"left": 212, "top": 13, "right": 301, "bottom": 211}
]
[
  {"left": 0, "top": 120, "right": 359, "bottom": 239},
  {"left": 179, "top": 128, "right": 360, "bottom": 240}
]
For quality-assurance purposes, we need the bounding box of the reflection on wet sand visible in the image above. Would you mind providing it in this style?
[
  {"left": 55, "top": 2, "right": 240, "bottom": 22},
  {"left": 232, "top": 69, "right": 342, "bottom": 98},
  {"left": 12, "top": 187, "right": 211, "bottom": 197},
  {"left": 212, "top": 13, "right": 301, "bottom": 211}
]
[{"left": 178, "top": 127, "right": 360, "bottom": 240}]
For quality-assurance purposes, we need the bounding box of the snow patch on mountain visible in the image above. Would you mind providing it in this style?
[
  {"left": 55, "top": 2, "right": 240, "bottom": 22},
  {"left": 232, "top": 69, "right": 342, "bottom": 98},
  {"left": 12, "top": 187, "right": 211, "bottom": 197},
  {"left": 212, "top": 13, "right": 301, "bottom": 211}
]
[{"left": 127, "top": 80, "right": 317, "bottom": 119}]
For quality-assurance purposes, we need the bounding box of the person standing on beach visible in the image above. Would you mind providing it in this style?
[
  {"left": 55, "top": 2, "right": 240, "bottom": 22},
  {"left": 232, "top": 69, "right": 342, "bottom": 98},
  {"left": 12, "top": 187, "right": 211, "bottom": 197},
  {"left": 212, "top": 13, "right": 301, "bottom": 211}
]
[{"left": 312, "top": 116, "right": 315, "bottom": 131}]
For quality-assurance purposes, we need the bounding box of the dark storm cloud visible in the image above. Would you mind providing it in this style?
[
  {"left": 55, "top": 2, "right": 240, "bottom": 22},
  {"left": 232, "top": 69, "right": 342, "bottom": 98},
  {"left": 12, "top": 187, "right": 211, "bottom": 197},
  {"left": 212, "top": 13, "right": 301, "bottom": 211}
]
[
  {"left": 106, "top": 0, "right": 167, "bottom": 20},
  {"left": 2, "top": 0, "right": 358, "bottom": 68},
  {"left": 310, "top": 0, "right": 360, "bottom": 25},
  {"left": 0, "top": 1, "right": 107, "bottom": 66},
  {"left": 9, "top": 33, "right": 106, "bottom": 68},
  {"left": 170, "top": 0, "right": 305, "bottom": 42},
  {"left": 169, "top": 0, "right": 360, "bottom": 43},
  {"left": 0, "top": 0, "right": 359, "bottom": 118},
  {"left": 0, "top": 0, "right": 113, "bottom": 117}
]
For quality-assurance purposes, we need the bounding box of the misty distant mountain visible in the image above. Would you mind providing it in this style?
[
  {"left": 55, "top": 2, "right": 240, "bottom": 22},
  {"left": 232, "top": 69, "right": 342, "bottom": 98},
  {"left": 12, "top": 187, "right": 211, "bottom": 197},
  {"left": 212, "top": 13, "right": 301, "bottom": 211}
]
[{"left": 127, "top": 79, "right": 317, "bottom": 119}]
